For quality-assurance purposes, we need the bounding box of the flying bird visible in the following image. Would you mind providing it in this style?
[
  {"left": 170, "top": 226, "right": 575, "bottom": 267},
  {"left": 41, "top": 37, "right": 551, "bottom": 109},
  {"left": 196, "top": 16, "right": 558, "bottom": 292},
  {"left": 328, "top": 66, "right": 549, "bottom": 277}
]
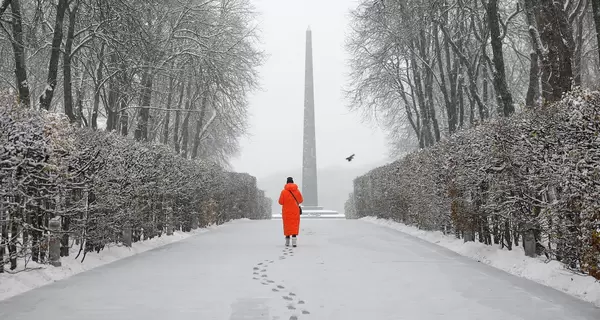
[{"left": 346, "top": 154, "right": 355, "bottom": 162}]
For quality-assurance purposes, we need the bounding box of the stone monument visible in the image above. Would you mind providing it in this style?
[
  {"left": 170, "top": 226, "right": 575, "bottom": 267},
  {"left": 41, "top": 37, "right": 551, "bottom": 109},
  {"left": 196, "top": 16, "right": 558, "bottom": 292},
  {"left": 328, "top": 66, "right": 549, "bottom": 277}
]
[{"left": 300, "top": 27, "right": 344, "bottom": 219}]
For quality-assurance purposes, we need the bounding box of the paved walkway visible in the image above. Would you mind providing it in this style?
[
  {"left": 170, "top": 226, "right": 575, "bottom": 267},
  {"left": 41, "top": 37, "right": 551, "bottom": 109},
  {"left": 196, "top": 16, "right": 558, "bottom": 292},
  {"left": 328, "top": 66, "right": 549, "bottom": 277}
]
[{"left": 1, "top": 219, "right": 599, "bottom": 319}]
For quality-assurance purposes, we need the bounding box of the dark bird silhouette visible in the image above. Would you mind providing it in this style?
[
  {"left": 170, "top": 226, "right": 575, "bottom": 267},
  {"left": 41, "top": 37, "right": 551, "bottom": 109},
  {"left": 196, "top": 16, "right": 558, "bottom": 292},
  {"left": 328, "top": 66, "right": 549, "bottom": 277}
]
[{"left": 345, "top": 154, "right": 355, "bottom": 162}]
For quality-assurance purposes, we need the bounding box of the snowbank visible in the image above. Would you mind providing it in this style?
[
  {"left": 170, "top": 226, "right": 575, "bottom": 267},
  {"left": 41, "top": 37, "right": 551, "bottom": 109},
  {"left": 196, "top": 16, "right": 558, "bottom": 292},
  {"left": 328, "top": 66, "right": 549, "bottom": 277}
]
[
  {"left": 361, "top": 216, "right": 600, "bottom": 307},
  {"left": 0, "top": 219, "right": 248, "bottom": 302}
]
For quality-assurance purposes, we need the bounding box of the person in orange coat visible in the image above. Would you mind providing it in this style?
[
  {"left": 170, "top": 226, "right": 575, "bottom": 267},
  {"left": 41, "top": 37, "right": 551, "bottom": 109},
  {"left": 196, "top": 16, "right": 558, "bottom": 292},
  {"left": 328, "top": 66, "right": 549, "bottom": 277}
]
[{"left": 278, "top": 177, "right": 303, "bottom": 247}]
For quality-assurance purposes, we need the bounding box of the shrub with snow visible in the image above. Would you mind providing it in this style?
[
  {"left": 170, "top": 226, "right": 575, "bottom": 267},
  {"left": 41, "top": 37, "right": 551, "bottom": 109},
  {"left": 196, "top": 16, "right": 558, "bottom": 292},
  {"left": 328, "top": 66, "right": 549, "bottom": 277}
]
[
  {"left": 0, "top": 98, "right": 271, "bottom": 274},
  {"left": 347, "top": 89, "right": 600, "bottom": 280}
]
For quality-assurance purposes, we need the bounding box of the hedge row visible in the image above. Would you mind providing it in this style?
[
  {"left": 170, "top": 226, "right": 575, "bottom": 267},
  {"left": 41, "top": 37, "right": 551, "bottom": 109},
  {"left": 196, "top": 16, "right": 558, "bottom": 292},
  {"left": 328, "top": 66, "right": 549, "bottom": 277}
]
[
  {"left": 0, "top": 99, "right": 271, "bottom": 273},
  {"left": 346, "top": 89, "right": 600, "bottom": 279}
]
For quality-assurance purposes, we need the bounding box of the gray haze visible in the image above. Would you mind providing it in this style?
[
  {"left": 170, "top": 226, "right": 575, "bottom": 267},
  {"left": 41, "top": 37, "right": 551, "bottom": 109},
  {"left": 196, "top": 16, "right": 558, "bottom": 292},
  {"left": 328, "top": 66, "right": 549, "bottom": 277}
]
[
  {"left": 229, "top": 0, "right": 391, "bottom": 213},
  {"left": 230, "top": 0, "right": 390, "bottom": 186}
]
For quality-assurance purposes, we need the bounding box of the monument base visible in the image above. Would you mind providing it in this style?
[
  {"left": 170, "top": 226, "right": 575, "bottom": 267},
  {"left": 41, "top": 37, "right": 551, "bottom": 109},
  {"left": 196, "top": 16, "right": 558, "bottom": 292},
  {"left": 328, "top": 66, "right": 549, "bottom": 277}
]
[
  {"left": 301, "top": 206, "right": 323, "bottom": 211},
  {"left": 272, "top": 208, "right": 346, "bottom": 219}
]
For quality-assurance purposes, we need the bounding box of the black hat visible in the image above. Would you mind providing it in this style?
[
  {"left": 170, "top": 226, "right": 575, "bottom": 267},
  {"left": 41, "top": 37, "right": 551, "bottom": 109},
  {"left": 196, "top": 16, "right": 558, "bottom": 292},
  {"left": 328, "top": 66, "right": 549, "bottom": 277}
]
[{"left": 286, "top": 177, "right": 294, "bottom": 183}]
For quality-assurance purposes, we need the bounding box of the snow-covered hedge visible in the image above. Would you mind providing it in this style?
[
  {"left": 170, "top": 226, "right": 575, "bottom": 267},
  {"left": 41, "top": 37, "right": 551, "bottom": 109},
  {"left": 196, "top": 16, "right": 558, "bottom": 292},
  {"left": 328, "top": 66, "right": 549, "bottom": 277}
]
[
  {"left": 347, "top": 89, "right": 600, "bottom": 280},
  {"left": 0, "top": 100, "right": 271, "bottom": 273}
]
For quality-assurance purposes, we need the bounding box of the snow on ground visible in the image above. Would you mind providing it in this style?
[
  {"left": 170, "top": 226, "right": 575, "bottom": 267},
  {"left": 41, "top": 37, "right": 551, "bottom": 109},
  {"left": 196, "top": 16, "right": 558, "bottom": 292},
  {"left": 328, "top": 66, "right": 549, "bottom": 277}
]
[
  {"left": 2, "top": 219, "right": 600, "bottom": 319},
  {"left": 361, "top": 216, "right": 600, "bottom": 307},
  {"left": 0, "top": 219, "right": 249, "bottom": 302}
]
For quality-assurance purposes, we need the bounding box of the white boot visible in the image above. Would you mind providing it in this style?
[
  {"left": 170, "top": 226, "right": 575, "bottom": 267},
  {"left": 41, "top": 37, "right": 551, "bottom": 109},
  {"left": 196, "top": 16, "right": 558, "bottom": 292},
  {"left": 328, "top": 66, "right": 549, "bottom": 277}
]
[
  {"left": 285, "top": 237, "right": 290, "bottom": 246},
  {"left": 292, "top": 237, "right": 297, "bottom": 247}
]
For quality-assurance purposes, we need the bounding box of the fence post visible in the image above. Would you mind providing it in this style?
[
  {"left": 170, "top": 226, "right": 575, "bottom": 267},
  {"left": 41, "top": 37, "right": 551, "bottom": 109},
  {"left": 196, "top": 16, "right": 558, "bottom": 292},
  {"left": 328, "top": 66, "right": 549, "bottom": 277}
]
[
  {"left": 123, "top": 223, "right": 132, "bottom": 247},
  {"left": 191, "top": 212, "right": 199, "bottom": 229},
  {"left": 166, "top": 207, "right": 174, "bottom": 236},
  {"left": 48, "top": 217, "right": 62, "bottom": 267},
  {"left": 523, "top": 226, "right": 537, "bottom": 257}
]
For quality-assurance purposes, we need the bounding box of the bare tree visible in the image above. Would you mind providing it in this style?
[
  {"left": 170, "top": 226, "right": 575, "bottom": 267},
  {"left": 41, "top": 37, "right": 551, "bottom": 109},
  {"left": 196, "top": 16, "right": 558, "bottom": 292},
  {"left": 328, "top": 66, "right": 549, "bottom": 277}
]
[{"left": 39, "top": 0, "right": 68, "bottom": 110}]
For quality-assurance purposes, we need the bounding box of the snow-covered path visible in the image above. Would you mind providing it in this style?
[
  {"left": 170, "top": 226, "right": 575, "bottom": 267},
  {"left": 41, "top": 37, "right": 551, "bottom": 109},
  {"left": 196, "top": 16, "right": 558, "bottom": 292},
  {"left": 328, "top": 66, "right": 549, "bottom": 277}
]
[{"left": 1, "top": 219, "right": 599, "bottom": 320}]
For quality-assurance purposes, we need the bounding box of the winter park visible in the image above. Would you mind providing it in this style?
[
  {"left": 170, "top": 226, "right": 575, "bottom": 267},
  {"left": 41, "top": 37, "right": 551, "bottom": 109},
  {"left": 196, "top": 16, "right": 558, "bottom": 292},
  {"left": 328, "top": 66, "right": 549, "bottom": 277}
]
[{"left": 2, "top": 0, "right": 600, "bottom": 319}]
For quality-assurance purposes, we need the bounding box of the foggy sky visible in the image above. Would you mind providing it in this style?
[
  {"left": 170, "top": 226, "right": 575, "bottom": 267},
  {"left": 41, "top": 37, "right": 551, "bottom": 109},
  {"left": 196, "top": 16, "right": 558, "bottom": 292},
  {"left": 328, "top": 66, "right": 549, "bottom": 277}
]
[{"left": 230, "top": 0, "right": 390, "bottom": 179}]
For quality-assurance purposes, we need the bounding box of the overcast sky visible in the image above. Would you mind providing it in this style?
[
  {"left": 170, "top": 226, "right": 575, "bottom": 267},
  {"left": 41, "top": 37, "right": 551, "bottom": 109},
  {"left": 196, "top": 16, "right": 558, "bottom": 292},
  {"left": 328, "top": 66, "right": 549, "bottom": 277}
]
[{"left": 230, "top": 0, "right": 390, "bottom": 179}]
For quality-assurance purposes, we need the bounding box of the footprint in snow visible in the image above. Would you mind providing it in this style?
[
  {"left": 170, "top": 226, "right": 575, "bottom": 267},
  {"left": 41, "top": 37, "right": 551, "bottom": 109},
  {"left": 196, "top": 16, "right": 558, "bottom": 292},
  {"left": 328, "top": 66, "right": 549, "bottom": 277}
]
[
  {"left": 282, "top": 296, "right": 293, "bottom": 301},
  {"left": 289, "top": 316, "right": 298, "bottom": 320},
  {"left": 302, "top": 310, "right": 310, "bottom": 315}
]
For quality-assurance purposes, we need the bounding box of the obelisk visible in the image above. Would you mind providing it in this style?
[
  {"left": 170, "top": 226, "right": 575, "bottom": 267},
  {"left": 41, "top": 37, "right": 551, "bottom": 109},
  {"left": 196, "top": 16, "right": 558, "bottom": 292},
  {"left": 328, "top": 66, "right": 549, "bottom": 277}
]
[{"left": 302, "top": 26, "right": 320, "bottom": 209}]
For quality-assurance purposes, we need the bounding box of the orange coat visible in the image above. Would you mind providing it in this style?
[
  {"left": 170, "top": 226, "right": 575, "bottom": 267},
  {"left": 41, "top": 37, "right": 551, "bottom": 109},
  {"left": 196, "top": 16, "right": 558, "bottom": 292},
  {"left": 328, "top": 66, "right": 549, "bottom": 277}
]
[{"left": 278, "top": 183, "right": 303, "bottom": 236}]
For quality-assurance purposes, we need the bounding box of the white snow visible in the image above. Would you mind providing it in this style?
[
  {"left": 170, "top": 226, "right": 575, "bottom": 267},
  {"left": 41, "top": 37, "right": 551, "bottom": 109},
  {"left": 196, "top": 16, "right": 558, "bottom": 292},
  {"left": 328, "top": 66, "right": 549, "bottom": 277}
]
[
  {"left": 1, "top": 219, "right": 600, "bottom": 319},
  {"left": 361, "top": 216, "right": 600, "bottom": 308},
  {"left": 0, "top": 219, "right": 248, "bottom": 302}
]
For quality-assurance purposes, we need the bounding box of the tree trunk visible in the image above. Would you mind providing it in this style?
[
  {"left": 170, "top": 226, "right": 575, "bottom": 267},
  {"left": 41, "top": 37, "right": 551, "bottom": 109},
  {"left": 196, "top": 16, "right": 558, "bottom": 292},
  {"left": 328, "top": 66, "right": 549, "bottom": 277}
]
[
  {"left": 492, "top": 215, "right": 500, "bottom": 244},
  {"left": 31, "top": 205, "right": 40, "bottom": 262},
  {"left": 504, "top": 219, "right": 513, "bottom": 250},
  {"left": 535, "top": 0, "right": 575, "bottom": 103},
  {"left": 419, "top": 30, "right": 440, "bottom": 143},
  {"left": 410, "top": 54, "right": 432, "bottom": 147},
  {"left": 592, "top": 0, "right": 600, "bottom": 65},
  {"left": 434, "top": 24, "right": 456, "bottom": 134},
  {"left": 135, "top": 69, "right": 153, "bottom": 141},
  {"left": 9, "top": 213, "right": 17, "bottom": 269},
  {"left": 162, "top": 77, "right": 175, "bottom": 144},
  {"left": 173, "top": 80, "right": 188, "bottom": 153},
  {"left": 91, "top": 44, "right": 105, "bottom": 130},
  {"left": 181, "top": 81, "right": 197, "bottom": 158},
  {"left": 397, "top": 62, "right": 421, "bottom": 142},
  {"left": 457, "top": 65, "right": 465, "bottom": 127},
  {"left": 120, "top": 101, "right": 128, "bottom": 136},
  {"left": 440, "top": 23, "right": 488, "bottom": 121},
  {"left": 8, "top": 0, "right": 30, "bottom": 108},
  {"left": 106, "top": 79, "right": 118, "bottom": 131},
  {"left": 525, "top": 52, "right": 540, "bottom": 107},
  {"left": 181, "top": 101, "right": 193, "bottom": 159},
  {"left": 572, "top": 0, "right": 589, "bottom": 87},
  {"left": 191, "top": 94, "right": 208, "bottom": 159},
  {"left": 118, "top": 64, "right": 129, "bottom": 136},
  {"left": 60, "top": 214, "right": 70, "bottom": 257},
  {"left": 73, "top": 66, "right": 86, "bottom": 125},
  {"left": 62, "top": 1, "right": 78, "bottom": 122},
  {"left": 487, "top": 0, "right": 514, "bottom": 116},
  {"left": 523, "top": 0, "right": 542, "bottom": 107},
  {"left": 105, "top": 52, "right": 120, "bottom": 132},
  {"left": 39, "top": 0, "right": 68, "bottom": 110}
]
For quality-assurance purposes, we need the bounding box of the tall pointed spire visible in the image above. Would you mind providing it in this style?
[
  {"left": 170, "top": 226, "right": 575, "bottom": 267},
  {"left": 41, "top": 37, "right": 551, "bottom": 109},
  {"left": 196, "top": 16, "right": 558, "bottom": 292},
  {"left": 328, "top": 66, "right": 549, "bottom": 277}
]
[
  {"left": 296, "top": 27, "right": 344, "bottom": 219},
  {"left": 302, "top": 27, "right": 318, "bottom": 208}
]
